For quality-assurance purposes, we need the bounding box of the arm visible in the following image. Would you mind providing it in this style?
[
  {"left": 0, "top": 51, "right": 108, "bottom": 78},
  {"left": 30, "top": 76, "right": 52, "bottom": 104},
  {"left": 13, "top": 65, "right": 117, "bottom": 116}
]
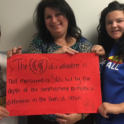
[
  {"left": 0, "top": 54, "right": 10, "bottom": 120},
  {"left": 0, "top": 54, "right": 7, "bottom": 82},
  {"left": 119, "top": 103, "right": 124, "bottom": 113}
]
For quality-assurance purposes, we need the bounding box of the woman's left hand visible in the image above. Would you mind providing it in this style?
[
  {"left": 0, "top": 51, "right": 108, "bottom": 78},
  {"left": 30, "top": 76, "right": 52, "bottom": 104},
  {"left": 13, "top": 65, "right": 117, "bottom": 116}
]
[
  {"left": 91, "top": 45, "right": 105, "bottom": 56},
  {"left": 55, "top": 113, "right": 83, "bottom": 124}
]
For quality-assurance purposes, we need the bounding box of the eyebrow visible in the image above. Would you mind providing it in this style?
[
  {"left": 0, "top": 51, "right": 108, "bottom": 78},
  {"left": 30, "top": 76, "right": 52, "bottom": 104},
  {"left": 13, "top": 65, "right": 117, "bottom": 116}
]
[
  {"left": 106, "top": 18, "right": 124, "bottom": 22},
  {"left": 44, "top": 14, "right": 50, "bottom": 16}
]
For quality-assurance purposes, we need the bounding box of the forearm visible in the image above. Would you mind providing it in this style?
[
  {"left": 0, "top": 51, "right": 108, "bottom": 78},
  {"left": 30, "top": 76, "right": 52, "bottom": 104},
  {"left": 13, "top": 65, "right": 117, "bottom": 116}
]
[
  {"left": 76, "top": 114, "right": 82, "bottom": 121},
  {"left": 0, "top": 54, "right": 7, "bottom": 82},
  {"left": 77, "top": 113, "right": 89, "bottom": 122},
  {"left": 119, "top": 102, "right": 124, "bottom": 113},
  {"left": 0, "top": 54, "right": 7, "bottom": 68}
]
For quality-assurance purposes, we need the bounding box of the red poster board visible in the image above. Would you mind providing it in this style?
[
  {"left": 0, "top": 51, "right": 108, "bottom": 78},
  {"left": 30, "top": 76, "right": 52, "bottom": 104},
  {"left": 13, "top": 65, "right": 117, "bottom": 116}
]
[{"left": 7, "top": 53, "right": 102, "bottom": 116}]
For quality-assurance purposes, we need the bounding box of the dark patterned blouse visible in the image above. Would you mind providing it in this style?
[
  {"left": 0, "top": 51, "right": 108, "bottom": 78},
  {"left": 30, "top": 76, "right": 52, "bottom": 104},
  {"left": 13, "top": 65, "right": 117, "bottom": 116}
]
[
  {"left": 0, "top": 66, "right": 6, "bottom": 108},
  {"left": 28, "top": 36, "right": 92, "bottom": 122},
  {"left": 28, "top": 36, "right": 92, "bottom": 54}
]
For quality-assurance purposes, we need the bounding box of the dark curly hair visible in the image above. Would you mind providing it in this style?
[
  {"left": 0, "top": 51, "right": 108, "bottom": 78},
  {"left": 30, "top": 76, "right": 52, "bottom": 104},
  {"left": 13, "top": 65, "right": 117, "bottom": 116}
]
[
  {"left": 33, "top": 0, "right": 82, "bottom": 43},
  {"left": 97, "top": 1, "right": 124, "bottom": 58}
]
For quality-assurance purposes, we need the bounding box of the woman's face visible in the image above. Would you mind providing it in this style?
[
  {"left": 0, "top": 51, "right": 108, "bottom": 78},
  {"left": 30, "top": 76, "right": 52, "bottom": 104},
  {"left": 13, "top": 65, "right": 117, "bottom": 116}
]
[
  {"left": 44, "top": 7, "right": 68, "bottom": 38},
  {"left": 105, "top": 10, "right": 124, "bottom": 41}
]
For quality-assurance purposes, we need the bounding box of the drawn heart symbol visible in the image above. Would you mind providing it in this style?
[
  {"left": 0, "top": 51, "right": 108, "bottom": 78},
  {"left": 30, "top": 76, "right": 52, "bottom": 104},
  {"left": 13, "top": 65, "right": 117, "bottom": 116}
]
[
  {"left": 29, "top": 58, "right": 48, "bottom": 75},
  {"left": 83, "top": 99, "right": 95, "bottom": 111}
]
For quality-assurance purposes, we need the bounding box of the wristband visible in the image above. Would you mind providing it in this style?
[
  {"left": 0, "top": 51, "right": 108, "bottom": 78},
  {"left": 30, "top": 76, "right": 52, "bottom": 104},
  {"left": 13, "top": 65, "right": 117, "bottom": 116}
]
[{"left": 82, "top": 114, "right": 85, "bottom": 120}]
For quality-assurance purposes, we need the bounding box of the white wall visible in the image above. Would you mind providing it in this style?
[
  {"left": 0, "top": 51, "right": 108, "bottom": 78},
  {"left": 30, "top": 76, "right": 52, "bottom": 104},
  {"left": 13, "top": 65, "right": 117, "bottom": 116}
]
[
  {"left": 0, "top": 0, "right": 40, "bottom": 51},
  {"left": 0, "top": 0, "right": 124, "bottom": 51}
]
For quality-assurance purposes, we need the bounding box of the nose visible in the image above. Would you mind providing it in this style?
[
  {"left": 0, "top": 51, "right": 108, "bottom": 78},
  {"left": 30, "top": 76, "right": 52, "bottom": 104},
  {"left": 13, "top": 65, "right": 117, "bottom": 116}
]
[
  {"left": 112, "top": 22, "right": 117, "bottom": 28},
  {"left": 51, "top": 16, "right": 57, "bottom": 23}
]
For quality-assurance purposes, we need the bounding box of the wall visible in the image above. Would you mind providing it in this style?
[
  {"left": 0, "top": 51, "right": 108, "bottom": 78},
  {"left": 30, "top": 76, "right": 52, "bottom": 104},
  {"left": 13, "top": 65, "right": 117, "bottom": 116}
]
[{"left": 0, "top": 0, "right": 124, "bottom": 52}]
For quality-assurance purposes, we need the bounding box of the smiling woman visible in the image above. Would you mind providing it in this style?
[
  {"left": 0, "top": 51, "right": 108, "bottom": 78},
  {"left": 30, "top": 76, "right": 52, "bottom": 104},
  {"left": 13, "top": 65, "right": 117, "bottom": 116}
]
[
  {"left": 95, "top": 1, "right": 124, "bottom": 124},
  {"left": 27, "top": 1, "right": 93, "bottom": 123}
]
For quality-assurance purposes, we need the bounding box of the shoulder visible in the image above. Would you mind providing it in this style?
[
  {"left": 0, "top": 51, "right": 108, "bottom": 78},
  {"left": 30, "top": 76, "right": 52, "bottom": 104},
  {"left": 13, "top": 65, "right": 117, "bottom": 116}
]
[
  {"left": 31, "top": 37, "right": 43, "bottom": 47},
  {"left": 28, "top": 37, "right": 48, "bottom": 53},
  {"left": 79, "top": 36, "right": 92, "bottom": 46},
  {"left": 0, "top": 54, "right": 7, "bottom": 66},
  {"left": 77, "top": 36, "right": 92, "bottom": 53},
  {"left": 29, "top": 37, "right": 46, "bottom": 50}
]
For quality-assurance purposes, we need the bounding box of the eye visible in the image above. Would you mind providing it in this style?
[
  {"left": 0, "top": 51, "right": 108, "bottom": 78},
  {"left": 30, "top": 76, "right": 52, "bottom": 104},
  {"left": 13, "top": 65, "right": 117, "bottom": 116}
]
[
  {"left": 117, "top": 20, "right": 124, "bottom": 23},
  {"left": 106, "top": 21, "right": 112, "bottom": 25},
  {"left": 56, "top": 13, "right": 62, "bottom": 17},
  {"left": 45, "top": 16, "right": 51, "bottom": 19}
]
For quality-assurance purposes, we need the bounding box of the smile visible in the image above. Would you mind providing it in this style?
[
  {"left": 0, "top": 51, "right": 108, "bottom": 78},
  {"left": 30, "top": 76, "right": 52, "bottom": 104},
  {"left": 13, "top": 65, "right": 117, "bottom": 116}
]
[
  {"left": 112, "top": 30, "right": 120, "bottom": 33},
  {"left": 52, "top": 24, "right": 61, "bottom": 28}
]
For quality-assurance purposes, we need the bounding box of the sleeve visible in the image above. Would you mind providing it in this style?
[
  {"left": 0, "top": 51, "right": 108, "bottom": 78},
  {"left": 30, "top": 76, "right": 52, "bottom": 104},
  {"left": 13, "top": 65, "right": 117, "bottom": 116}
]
[
  {"left": 28, "top": 37, "right": 43, "bottom": 54},
  {"left": 0, "top": 54, "right": 7, "bottom": 82},
  {"left": 79, "top": 37, "right": 92, "bottom": 53}
]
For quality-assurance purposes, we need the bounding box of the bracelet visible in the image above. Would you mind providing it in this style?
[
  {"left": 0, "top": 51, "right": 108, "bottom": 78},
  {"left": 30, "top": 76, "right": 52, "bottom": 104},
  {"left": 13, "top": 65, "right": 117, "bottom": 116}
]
[{"left": 82, "top": 114, "right": 85, "bottom": 120}]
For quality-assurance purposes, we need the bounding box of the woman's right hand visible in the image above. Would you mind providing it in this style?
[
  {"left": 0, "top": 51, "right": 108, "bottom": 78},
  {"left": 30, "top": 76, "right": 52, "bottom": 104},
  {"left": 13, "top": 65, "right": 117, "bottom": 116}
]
[
  {"left": 98, "top": 102, "right": 124, "bottom": 118},
  {"left": 53, "top": 46, "right": 79, "bottom": 54},
  {"left": 91, "top": 45, "right": 105, "bottom": 56},
  {"left": 0, "top": 106, "right": 9, "bottom": 120},
  {"left": 7, "top": 46, "right": 22, "bottom": 58}
]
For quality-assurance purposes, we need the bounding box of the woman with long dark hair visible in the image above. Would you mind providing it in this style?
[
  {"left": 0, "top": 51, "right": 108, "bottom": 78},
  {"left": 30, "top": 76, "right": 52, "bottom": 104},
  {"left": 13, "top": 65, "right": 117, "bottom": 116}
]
[{"left": 94, "top": 1, "right": 124, "bottom": 124}]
